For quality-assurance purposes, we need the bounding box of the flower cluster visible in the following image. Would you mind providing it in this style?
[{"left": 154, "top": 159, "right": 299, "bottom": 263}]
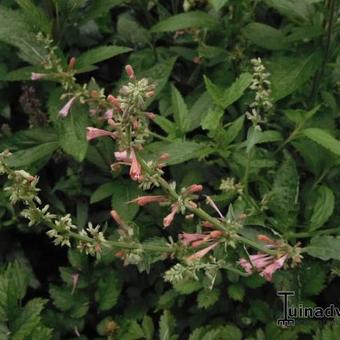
[
  {"left": 245, "top": 58, "right": 273, "bottom": 128},
  {"left": 238, "top": 235, "right": 302, "bottom": 281}
]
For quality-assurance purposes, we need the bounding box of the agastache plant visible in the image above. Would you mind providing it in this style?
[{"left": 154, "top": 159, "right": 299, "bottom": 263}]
[{"left": 0, "top": 36, "right": 305, "bottom": 286}]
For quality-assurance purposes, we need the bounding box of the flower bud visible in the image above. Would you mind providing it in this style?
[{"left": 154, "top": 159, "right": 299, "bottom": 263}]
[
  {"left": 68, "top": 57, "right": 76, "bottom": 69},
  {"left": 125, "top": 65, "right": 135, "bottom": 79}
]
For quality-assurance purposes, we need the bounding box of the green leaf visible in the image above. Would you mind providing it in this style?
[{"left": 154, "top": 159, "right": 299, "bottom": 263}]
[
  {"left": 306, "top": 236, "right": 340, "bottom": 261},
  {"left": 270, "top": 50, "right": 322, "bottom": 101},
  {"left": 145, "top": 140, "right": 211, "bottom": 165},
  {"left": 301, "top": 128, "right": 340, "bottom": 156},
  {"left": 90, "top": 182, "right": 116, "bottom": 204},
  {"left": 313, "top": 321, "right": 340, "bottom": 340},
  {"left": 197, "top": 288, "right": 220, "bottom": 309},
  {"left": 187, "top": 92, "right": 213, "bottom": 131},
  {"left": 153, "top": 116, "right": 176, "bottom": 135},
  {"left": 263, "top": 0, "right": 312, "bottom": 23},
  {"left": 5, "top": 142, "right": 59, "bottom": 168},
  {"left": 76, "top": 46, "right": 132, "bottom": 69},
  {"left": 189, "top": 325, "right": 242, "bottom": 340},
  {"left": 11, "top": 298, "right": 47, "bottom": 340},
  {"left": 268, "top": 153, "right": 299, "bottom": 231},
  {"left": 95, "top": 272, "right": 122, "bottom": 311},
  {"left": 201, "top": 105, "right": 224, "bottom": 131},
  {"left": 204, "top": 73, "right": 252, "bottom": 109},
  {"left": 246, "top": 128, "right": 282, "bottom": 152},
  {"left": 223, "top": 115, "right": 245, "bottom": 145},
  {"left": 227, "top": 284, "right": 245, "bottom": 302},
  {"left": 300, "top": 262, "right": 326, "bottom": 296},
  {"left": 209, "top": 0, "right": 229, "bottom": 11},
  {"left": 243, "top": 23, "right": 289, "bottom": 50},
  {"left": 111, "top": 180, "right": 140, "bottom": 221},
  {"left": 117, "top": 13, "right": 151, "bottom": 46},
  {"left": 284, "top": 105, "right": 320, "bottom": 125},
  {"left": 15, "top": 0, "right": 51, "bottom": 33},
  {"left": 173, "top": 280, "right": 202, "bottom": 295},
  {"left": 142, "top": 315, "right": 154, "bottom": 340},
  {"left": 159, "top": 310, "right": 178, "bottom": 340},
  {"left": 151, "top": 11, "right": 218, "bottom": 32},
  {"left": 171, "top": 84, "right": 189, "bottom": 135},
  {"left": 80, "top": 0, "right": 125, "bottom": 22},
  {"left": 308, "top": 185, "right": 334, "bottom": 231},
  {"left": 57, "top": 103, "right": 89, "bottom": 162}
]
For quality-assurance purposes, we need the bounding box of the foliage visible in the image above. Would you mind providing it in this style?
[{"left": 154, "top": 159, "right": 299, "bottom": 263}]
[{"left": 0, "top": 0, "right": 340, "bottom": 338}]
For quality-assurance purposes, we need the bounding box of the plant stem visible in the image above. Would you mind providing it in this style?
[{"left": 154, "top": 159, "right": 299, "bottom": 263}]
[
  {"left": 286, "top": 227, "right": 340, "bottom": 240},
  {"left": 138, "top": 155, "right": 277, "bottom": 255},
  {"left": 310, "top": 0, "right": 336, "bottom": 105}
]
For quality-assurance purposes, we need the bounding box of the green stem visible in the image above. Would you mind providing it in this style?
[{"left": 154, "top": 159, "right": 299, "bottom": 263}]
[
  {"left": 310, "top": 0, "right": 336, "bottom": 105},
  {"left": 138, "top": 155, "right": 278, "bottom": 255},
  {"left": 286, "top": 227, "right": 340, "bottom": 240}
]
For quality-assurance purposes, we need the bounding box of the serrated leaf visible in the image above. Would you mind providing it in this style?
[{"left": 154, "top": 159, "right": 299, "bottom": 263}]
[
  {"left": 204, "top": 73, "right": 252, "bottom": 109},
  {"left": 153, "top": 116, "right": 176, "bottom": 135},
  {"left": 243, "top": 23, "right": 289, "bottom": 50},
  {"left": 270, "top": 50, "right": 322, "bottom": 101},
  {"left": 197, "top": 288, "right": 220, "bottom": 309},
  {"left": 90, "top": 182, "right": 116, "bottom": 204},
  {"left": 306, "top": 236, "right": 340, "bottom": 261},
  {"left": 268, "top": 153, "right": 299, "bottom": 231},
  {"left": 209, "top": 0, "right": 229, "bottom": 11},
  {"left": 11, "top": 298, "right": 47, "bottom": 340},
  {"left": 80, "top": 0, "right": 125, "bottom": 22},
  {"left": 192, "top": 325, "right": 242, "bottom": 340},
  {"left": 95, "top": 271, "right": 122, "bottom": 311},
  {"left": 5, "top": 142, "right": 59, "bottom": 168},
  {"left": 263, "top": 0, "right": 312, "bottom": 23},
  {"left": 111, "top": 180, "right": 140, "bottom": 221},
  {"left": 187, "top": 92, "right": 213, "bottom": 131},
  {"left": 57, "top": 103, "right": 89, "bottom": 162},
  {"left": 301, "top": 128, "right": 340, "bottom": 156},
  {"left": 284, "top": 105, "right": 320, "bottom": 125},
  {"left": 159, "top": 310, "right": 178, "bottom": 340},
  {"left": 201, "top": 105, "right": 224, "bottom": 131},
  {"left": 300, "top": 262, "right": 326, "bottom": 296},
  {"left": 227, "top": 284, "right": 245, "bottom": 302},
  {"left": 308, "top": 185, "right": 334, "bottom": 231},
  {"left": 171, "top": 84, "right": 189, "bottom": 135},
  {"left": 173, "top": 280, "right": 202, "bottom": 295},
  {"left": 145, "top": 140, "right": 210, "bottom": 165},
  {"left": 142, "top": 315, "right": 154, "bottom": 340},
  {"left": 151, "top": 11, "right": 218, "bottom": 32},
  {"left": 313, "top": 321, "right": 340, "bottom": 340},
  {"left": 223, "top": 115, "right": 245, "bottom": 145},
  {"left": 15, "top": 0, "right": 51, "bottom": 33},
  {"left": 76, "top": 46, "right": 131, "bottom": 69}
]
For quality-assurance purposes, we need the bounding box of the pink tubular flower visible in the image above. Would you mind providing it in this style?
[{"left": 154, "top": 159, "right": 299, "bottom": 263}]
[
  {"left": 129, "top": 148, "right": 142, "bottom": 181},
  {"left": 131, "top": 195, "right": 167, "bottom": 206},
  {"left": 184, "top": 184, "right": 203, "bottom": 195},
  {"left": 239, "top": 253, "right": 274, "bottom": 274},
  {"left": 107, "top": 95, "right": 122, "bottom": 111},
  {"left": 239, "top": 253, "right": 288, "bottom": 282},
  {"left": 31, "top": 72, "right": 46, "bottom": 80},
  {"left": 110, "top": 210, "right": 124, "bottom": 226},
  {"left": 59, "top": 96, "right": 76, "bottom": 117},
  {"left": 114, "top": 150, "right": 130, "bottom": 163},
  {"left": 86, "top": 127, "right": 116, "bottom": 141},
  {"left": 179, "top": 232, "right": 206, "bottom": 246},
  {"left": 261, "top": 254, "right": 288, "bottom": 281},
  {"left": 125, "top": 64, "right": 135, "bottom": 79},
  {"left": 186, "top": 242, "right": 218, "bottom": 261},
  {"left": 163, "top": 204, "right": 179, "bottom": 228}
]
